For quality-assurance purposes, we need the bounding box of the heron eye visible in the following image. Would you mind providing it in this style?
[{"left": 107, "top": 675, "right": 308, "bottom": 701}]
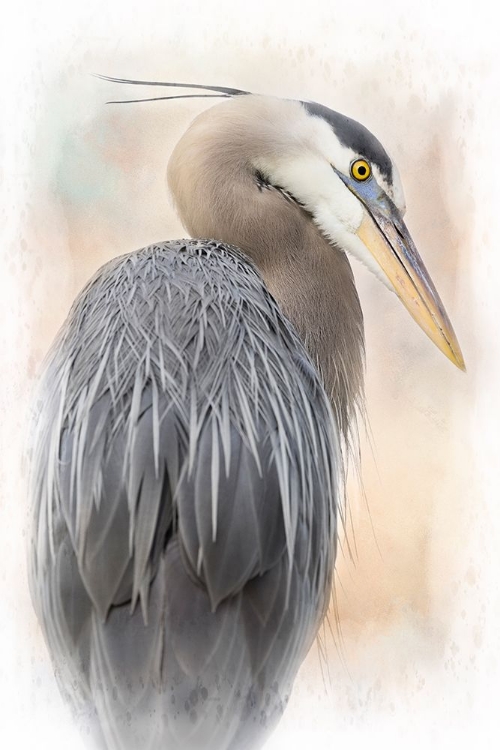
[{"left": 351, "top": 159, "right": 371, "bottom": 181}]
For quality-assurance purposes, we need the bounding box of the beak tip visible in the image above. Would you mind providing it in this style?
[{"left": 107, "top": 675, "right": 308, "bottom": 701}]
[{"left": 449, "top": 345, "right": 466, "bottom": 372}]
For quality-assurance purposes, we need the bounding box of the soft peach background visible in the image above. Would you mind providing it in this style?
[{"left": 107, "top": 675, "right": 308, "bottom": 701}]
[{"left": 1, "top": 1, "right": 499, "bottom": 748}]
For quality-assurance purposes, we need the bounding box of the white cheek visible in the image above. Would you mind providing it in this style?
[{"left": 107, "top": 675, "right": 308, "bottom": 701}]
[{"left": 254, "top": 154, "right": 364, "bottom": 232}]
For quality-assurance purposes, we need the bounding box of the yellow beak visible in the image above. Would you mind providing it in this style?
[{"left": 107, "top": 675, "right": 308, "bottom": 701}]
[{"left": 357, "top": 209, "right": 465, "bottom": 371}]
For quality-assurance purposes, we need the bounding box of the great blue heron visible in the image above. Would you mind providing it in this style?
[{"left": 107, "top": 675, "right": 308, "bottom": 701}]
[{"left": 29, "top": 76, "right": 464, "bottom": 750}]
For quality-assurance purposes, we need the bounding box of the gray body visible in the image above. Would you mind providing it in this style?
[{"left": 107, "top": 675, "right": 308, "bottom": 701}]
[{"left": 30, "top": 240, "right": 339, "bottom": 750}]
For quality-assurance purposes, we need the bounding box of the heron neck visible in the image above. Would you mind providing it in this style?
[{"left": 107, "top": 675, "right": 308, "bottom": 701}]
[
  {"left": 168, "top": 121, "right": 365, "bottom": 435},
  {"left": 260, "top": 235, "right": 365, "bottom": 438}
]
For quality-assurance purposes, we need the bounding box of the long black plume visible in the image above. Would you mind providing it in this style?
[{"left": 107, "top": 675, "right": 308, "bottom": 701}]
[
  {"left": 103, "top": 94, "right": 234, "bottom": 105},
  {"left": 95, "top": 74, "right": 250, "bottom": 104}
]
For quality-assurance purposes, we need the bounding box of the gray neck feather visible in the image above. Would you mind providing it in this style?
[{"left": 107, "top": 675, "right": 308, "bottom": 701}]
[{"left": 168, "top": 103, "right": 365, "bottom": 441}]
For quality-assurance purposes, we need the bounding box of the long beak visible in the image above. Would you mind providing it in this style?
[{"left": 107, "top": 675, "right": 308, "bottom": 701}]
[{"left": 356, "top": 199, "right": 465, "bottom": 371}]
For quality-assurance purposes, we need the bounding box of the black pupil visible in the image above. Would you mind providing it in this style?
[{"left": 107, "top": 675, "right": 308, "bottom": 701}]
[{"left": 358, "top": 165, "right": 366, "bottom": 176}]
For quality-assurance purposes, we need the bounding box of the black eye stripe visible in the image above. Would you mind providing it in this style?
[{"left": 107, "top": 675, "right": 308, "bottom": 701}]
[{"left": 302, "top": 100, "right": 393, "bottom": 182}]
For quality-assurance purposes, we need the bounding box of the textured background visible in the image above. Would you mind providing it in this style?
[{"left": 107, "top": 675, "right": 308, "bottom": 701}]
[{"left": 1, "top": 1, "right": 499, "bottom": 748}]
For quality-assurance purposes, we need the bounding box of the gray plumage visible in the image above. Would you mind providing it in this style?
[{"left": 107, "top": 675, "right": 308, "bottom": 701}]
[{"left": 30, "top": 240, "right": 339, "bottom": 750}]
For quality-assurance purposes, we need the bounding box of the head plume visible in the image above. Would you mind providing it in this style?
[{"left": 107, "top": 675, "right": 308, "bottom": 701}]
[{"left": 95, "top": 74, "right": 250, "bottom": 104}]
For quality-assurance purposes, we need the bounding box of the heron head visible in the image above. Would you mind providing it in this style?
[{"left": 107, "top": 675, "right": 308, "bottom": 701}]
[
  {"left": 249, "top": 96, "right": 465, "bottom": 371},
  {"left": 98, "top": 75, "right": 464, "bottom": 371}
]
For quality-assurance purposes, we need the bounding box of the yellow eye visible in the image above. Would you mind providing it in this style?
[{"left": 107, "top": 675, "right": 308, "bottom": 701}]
[{"left": 350, "top": 159, "right": 371, "bottom": 181}]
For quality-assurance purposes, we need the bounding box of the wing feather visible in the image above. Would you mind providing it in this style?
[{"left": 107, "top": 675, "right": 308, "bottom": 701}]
[{"left": 29, "top": 240, "right": 339, "bottom": 750}]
